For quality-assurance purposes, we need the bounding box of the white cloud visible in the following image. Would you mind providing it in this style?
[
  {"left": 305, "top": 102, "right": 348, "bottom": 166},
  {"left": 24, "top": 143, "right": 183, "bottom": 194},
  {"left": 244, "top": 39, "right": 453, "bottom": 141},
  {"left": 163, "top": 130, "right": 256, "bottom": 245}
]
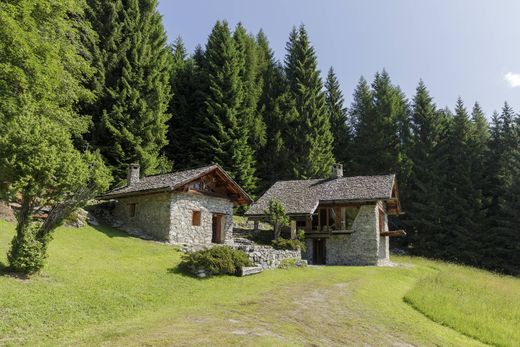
[{"left": 504, "top": 72, "right": 520, "bottom": 88}]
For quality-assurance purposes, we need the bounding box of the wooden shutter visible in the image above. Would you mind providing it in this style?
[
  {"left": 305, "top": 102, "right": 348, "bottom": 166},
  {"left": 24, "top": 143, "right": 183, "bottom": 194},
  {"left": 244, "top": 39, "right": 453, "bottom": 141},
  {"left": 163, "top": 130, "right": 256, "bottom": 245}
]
[{"left": 192, "top": 210, "right": 201, "bottom": 226}]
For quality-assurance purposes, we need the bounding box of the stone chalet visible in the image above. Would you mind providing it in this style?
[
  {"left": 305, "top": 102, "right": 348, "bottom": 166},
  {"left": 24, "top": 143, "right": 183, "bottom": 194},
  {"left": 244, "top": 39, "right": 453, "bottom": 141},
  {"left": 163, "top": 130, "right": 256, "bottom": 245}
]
[
  {"left": 245, "top": 164, "right": 402, "bottom": 266},
  {"left": 99, "top": 164, "right": 252, "bottom": 244}
]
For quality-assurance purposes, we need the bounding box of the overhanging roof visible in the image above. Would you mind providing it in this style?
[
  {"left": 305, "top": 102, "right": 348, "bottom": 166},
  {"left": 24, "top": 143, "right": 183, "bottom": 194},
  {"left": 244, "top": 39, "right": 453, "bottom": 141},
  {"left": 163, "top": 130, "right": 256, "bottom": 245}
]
[
  {"left": 99, "top": 164, "right": 252, "bottom": 205},
  {"left": 245, "top": 174, "right": 398, "bottom": 216}
]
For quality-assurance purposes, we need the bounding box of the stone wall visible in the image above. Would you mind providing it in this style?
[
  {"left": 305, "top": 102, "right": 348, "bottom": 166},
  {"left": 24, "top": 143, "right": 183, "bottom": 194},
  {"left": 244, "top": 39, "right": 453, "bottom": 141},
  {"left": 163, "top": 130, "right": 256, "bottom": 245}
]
[
  {"left": 170, "top": 192, "right": 233, "bottom": 244},
  {"left": 112, "top": 192, "right": 171, "bottom": 241},
  {"left": 233, "top": 242, "right": 302, "bottom": 269},
  {"left": 303, "top": 202, "right": 390, "bottom": 266}
]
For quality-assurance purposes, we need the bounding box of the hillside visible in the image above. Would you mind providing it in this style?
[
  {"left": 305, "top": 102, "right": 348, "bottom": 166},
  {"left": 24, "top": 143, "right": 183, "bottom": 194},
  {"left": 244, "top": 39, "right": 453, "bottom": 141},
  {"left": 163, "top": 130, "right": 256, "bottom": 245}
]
[{"left": 0, "top": 220, "right": 518, "bottom": 346}]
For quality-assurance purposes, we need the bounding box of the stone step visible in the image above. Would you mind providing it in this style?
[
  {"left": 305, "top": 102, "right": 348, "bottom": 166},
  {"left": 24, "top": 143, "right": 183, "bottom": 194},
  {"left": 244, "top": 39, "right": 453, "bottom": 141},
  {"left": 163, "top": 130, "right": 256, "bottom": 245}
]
[{"left": 240, "top": 266, "right": 263, "bottom": 276}]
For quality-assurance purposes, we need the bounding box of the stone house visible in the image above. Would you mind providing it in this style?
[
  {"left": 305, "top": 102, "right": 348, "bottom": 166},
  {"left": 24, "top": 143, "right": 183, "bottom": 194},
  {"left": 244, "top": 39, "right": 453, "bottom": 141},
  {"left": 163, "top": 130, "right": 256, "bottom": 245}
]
[
  {"left": 245, "top": 164, "right": 403, "bottom": 265},
  {"left": 99, "top": 164, "right": 252, "bottom": 244}
]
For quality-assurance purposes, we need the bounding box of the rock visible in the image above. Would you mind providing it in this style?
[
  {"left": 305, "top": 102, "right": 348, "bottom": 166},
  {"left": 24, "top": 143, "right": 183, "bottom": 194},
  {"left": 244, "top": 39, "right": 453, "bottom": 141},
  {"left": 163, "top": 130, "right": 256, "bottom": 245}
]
[
  {"left": 240, "top": 266, "right": 263, "bottom": 276},
  {"left": 87, "top": 213, "right": 99, "bottom": 226},
  {"left": 0, "top": 202, "right": 15, "bottom": 222}
]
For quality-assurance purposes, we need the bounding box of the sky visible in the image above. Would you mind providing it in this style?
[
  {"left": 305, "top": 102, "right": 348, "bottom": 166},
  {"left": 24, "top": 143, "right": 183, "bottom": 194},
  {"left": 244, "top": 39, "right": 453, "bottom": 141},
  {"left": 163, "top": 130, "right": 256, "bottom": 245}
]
[{"left": 158, "top": 0, "right": 520, "bottom": 117}]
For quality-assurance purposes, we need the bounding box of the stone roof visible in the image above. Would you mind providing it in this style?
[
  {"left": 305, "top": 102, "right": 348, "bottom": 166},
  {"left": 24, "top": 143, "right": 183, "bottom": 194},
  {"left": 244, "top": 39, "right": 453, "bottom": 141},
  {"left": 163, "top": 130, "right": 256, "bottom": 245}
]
[
  {"left": 99, "top": 165, "right": 252, "bottom": 204},
  {"left": 245, "top": 174, "right": 396, "bottom": 216}
]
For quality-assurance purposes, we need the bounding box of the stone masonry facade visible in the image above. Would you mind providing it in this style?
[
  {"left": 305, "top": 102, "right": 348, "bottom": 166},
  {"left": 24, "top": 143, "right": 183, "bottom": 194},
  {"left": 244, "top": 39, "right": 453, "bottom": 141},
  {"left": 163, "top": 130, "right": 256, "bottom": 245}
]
[
  {"left": 111, "top": 192, "right": 233, "bottom": 244},
  {"left": 303, "top": 201, "right": 389, "bottom": 266},
  {"left": 170, "top": 193, "right": 233, "bottom": 244}
]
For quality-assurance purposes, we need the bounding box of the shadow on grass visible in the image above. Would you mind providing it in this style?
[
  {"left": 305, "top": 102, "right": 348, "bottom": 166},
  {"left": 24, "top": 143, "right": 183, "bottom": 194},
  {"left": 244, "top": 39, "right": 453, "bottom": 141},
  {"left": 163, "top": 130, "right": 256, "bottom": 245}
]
[
  {"left": 0, "top": 261, "right": 29, "bottom": 280},
  {"left": 88, "top": 223, "right": 133, "bottom": 239}
]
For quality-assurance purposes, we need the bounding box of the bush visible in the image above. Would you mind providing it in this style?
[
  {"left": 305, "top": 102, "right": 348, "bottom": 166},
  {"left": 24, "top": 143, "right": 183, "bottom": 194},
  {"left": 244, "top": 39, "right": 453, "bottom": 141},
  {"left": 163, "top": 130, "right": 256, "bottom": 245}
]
[
  {"left": 279, "top": 258, "right": 307, "bottom": 269},
  {"left": 180, "top": 246, "right": 253, "bottom": 277},
  {"left": 271, "top": 238, "right": 306, "bottom": 252},
  {"left": 8, "top": 229, "right": 48, "bottom": 275}
]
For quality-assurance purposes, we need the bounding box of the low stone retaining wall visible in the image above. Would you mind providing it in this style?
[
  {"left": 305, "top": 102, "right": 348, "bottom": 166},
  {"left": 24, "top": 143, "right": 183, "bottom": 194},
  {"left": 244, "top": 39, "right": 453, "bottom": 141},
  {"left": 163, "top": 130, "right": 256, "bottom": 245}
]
[{"left": 233, "top": 240, "right": 302, "bottom": 269}]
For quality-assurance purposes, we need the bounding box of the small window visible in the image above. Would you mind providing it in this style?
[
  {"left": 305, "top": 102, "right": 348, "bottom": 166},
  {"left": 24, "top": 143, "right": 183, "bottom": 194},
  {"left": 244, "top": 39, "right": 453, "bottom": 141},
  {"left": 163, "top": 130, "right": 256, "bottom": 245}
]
[
  {"left": 192, "top": 210, "right": 201, "bottom": 226},
  {"left": 129, "top": 203, "right": 136, "bottom": 217}
]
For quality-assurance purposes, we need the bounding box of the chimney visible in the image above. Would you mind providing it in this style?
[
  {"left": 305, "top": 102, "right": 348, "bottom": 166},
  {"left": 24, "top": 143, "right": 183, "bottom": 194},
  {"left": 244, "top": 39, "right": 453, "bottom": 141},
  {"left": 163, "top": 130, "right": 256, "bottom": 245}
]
[
  {"left": 332, "top": 163, "right": 343, "bottom": 179},
  {"left": 127, "top": 163, "right": 140, "bottom": 186}
]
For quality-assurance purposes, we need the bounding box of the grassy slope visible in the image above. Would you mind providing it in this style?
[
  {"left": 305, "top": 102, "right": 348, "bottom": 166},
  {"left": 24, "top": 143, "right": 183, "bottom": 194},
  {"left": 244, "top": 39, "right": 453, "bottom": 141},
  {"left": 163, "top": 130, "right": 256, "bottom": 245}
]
[
  {"left": 404, "top": 262, "right": 520, "bottom": 347},
  {"left": 0, "top": 220, "right": 516, "bottom": 346}
]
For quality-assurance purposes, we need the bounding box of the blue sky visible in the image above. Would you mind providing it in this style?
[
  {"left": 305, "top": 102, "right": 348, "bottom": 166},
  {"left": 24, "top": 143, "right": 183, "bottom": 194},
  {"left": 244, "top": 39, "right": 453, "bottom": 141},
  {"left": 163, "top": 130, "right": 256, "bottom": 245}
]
[{"left": 158, "top": 0, "right": 520, "bottom": 117}]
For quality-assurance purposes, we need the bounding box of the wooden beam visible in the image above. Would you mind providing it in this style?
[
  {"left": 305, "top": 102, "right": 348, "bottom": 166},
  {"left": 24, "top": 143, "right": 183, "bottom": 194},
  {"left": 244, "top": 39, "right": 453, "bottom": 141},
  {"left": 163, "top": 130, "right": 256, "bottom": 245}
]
[{"left": 380, "top": 229, "right": 406, "bottom": 237}]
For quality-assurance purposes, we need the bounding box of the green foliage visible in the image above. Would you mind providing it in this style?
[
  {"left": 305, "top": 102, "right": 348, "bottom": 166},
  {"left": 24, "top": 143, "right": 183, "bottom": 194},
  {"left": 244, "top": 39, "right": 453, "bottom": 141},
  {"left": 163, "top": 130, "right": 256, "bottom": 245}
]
[
  {"left": 284, "top": 25, "right": 335, "bottom": 179},
  {"left": 271, "top": 238, "right": 306, "bottom": 252},
  {"left": 278, "top": 258, "right": 307, "bottom": 269},
  {"left": 264, "top": 199, "right": 289, "bottom": 239},
  {"left": 7, "top": 224, "right": 47, "bottom": 275},
  {"left": 84, "top": 0, "right": 173, "bottom": 182},
  {"left": 179, "top": 246, "right": 253, "bottom": 277},
  {"left": 325, "top": 67, "right": 351, "bottom": 166},
  {"left": 350, "top": 70, "right": 409, "bottom": 177},
  {"left": 197, "top": 21, "right": 258, "bottom": 194}
]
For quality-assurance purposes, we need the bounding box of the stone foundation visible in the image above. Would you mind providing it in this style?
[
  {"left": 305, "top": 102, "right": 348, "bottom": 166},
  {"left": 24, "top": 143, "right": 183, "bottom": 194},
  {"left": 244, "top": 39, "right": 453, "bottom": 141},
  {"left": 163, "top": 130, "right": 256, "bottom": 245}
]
[{"left": 233, "top": 242, "right": 302, "bottom": 269}]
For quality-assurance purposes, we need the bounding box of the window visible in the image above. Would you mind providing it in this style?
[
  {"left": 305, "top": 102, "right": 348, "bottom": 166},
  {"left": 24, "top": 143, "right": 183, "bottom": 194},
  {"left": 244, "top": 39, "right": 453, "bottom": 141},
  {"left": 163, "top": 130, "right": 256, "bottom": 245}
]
[
  {"left": 192, "top": 210, "right": 201, "bottom": 226},
  {"left": 340, "top": 206, "right": 360, "bottom": 230},
  {"left": 129, "top": 203, "right": 136, "bottom": 217}
]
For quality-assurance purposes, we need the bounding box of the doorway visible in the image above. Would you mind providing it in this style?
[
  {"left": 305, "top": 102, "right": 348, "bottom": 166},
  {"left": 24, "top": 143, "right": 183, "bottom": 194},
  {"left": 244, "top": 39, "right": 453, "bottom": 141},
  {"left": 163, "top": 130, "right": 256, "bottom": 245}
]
[
  {"left": 313, "top": 239, "right": 326, "bottom": 265},
  {"left": 211, "top": 214, "right": 223, "bottom": 243}
]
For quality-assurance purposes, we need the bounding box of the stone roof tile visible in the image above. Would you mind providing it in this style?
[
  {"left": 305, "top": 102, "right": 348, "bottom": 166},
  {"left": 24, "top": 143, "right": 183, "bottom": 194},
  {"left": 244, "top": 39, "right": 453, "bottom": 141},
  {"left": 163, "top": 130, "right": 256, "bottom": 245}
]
[{"left": 245, "top": 174, "right": 396, "bottom": 216}]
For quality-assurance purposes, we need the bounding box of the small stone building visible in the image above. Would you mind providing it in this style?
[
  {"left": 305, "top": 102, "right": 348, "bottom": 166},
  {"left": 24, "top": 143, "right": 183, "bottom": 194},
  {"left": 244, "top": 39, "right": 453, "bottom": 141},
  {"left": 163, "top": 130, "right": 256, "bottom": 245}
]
[
  {"left": 99, "top": 164, "right": 252, "bottom": 244},
  {"left": 245, "top": 164, "right": 402, "bottom": 265}
]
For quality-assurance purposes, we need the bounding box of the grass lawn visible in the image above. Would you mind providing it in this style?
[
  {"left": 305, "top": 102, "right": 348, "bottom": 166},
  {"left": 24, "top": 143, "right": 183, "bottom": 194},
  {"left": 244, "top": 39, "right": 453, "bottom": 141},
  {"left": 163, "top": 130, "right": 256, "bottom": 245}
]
[{"left": 0, "top": 220, "right": 518, "bottom": 346}]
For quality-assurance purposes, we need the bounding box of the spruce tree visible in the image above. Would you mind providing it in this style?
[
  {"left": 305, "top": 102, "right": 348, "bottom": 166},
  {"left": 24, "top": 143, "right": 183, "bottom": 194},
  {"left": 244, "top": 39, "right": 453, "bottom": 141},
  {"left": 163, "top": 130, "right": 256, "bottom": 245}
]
[
  {"left": 436, "top": 98, "right": 481, "bottom": 264},
  {"left": 405, "top": 81, "right": 448, "bottom": 254},
  {"left": 199, "top": 21, "right": 257, "bottom": 194},
  {"left": 166, "top": 39, "right": 207, "bottom": 169},
  {"left": 350, "top": 71, "right": 408, "bottom": 177},
  {"left": 84, "top": 0, "right": 172, "bottom": 182},
  {"left": 483, "top": 103, "right": 520, "bottom": 274},
  {"left": 233, "top": 24, "right": 266, "bottom": 153},
  {"left": 255, "top": 31, "right": 293, "bottom": 190},
  {"left": 325, "top": 67, "right": 351, "bottom": 167},
  {"left": 284, "top": 25, "right": 335, "bottom": 179}
]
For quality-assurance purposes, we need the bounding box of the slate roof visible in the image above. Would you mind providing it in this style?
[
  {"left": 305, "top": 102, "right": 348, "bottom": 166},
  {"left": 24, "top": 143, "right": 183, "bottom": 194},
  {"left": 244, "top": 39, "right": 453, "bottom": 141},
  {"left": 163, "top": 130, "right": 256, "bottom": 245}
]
[
  {"left": 99, "top": 164, "right": 252, "bottom": 203},
  {"left": 245, "top": 174, "right": 396, "bottom": 216}
]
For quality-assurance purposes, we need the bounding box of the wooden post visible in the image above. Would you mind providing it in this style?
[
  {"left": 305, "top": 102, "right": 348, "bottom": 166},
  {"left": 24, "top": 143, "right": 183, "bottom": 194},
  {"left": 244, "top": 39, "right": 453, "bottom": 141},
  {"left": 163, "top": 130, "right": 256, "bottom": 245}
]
[
  {"left": 253, "top": 220, "right": 259, "bottom": 232},
  {"left": 290, "top": 220, "right": 297, "bottom": 240},
  {"left": 305, "top": 215, "right": 312, "bottom": 232}
]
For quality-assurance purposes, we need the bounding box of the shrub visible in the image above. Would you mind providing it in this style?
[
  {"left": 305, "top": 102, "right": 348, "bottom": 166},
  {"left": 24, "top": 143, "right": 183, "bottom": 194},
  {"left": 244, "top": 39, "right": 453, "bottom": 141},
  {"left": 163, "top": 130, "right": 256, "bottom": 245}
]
[
  {"left": 279, "top": 258, "right": 307, "bottom": 269},
  {"left": 271, "top": 238, "right": 306, "bottom": 252},
  {"left": 180, "top": 246, "right": 253, "bottom": 277},
  {"left": 8, "top": 227, "right": 48, "bottom": 275}
]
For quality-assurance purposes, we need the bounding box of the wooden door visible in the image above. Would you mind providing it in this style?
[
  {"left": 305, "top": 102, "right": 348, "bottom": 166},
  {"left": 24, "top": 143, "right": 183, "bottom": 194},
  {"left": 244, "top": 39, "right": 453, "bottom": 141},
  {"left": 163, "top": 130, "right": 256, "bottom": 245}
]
[
  {"left": 212, "top": 214, "right": 223, "bottom": 243},
  {"left": 313, "top": 239, "right": 326, "bottom": 265}
]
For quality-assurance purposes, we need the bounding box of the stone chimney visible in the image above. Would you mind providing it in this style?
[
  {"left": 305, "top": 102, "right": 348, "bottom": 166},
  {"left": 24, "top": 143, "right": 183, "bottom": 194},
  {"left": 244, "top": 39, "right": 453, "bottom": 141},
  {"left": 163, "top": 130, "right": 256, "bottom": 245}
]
[
  {"left": 332, "top": 163, "right": 343, "bottom": 179},
  {"left": 127, "top": 163, "right": 140, "bottom": 186}
]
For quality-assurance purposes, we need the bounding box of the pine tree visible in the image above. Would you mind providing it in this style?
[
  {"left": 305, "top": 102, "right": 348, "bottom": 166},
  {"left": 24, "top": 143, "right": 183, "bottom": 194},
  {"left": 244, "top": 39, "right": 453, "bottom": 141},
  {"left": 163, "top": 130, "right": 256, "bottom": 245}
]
[
  {"left": 84, "top": 0, "right": 172, "bottom": 182},
  {"left": 436, "top": 98, "right": 481, "bottom": 264},
  {"left": 166, "top": 39, "right": 207, "bottom": 169},
  {"left": 405, "top": 81, "right": 448, "bottom": 254},
  {"left": 233, "top": 24, "right": 266, "bottom": 153},
  {"left": 483, "top": 103, "right": 520, "bottom": 274},
  {"left": 350, "top": 71, "right": 408, "bottom": 177},
  {"left": 255, "top": 31, "right": 293, "bottom": 190},
  {"left": 199, "top": 21, "right": 257, "bottom": 194},
  {"left": 284, "top": 25, "right": 335, "bottom": 179},
  {"left": 325, "top": 67, "right": 351, "bottom": 167}
]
